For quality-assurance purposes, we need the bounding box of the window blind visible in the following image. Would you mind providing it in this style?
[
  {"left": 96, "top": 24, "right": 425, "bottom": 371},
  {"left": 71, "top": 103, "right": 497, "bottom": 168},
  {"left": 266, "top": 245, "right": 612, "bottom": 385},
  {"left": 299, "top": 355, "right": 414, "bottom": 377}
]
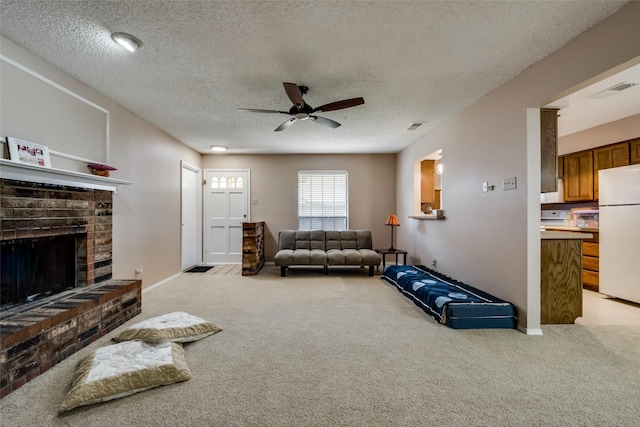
[{"left": 297, "top": 170, "right": 349, "bottom": 230}]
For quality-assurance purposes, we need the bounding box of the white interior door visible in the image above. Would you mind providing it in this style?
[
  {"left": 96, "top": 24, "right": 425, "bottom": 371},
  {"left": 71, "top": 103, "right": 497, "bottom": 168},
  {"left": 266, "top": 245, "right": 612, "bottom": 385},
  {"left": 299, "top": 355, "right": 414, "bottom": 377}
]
[
  {"left": 181, "top": 162, "right": 202, "bottom": 270},
  {"left": 204, "top": 169, "right": 250, "bottom": 264}
]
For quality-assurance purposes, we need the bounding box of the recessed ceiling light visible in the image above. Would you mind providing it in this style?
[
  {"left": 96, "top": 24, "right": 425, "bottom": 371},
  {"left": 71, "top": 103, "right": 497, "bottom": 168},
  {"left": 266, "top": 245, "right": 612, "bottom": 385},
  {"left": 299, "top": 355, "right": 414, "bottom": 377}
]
[
  {"left": 210, "top": 145, "right": 227, "bottom": 152},
  {"left": 111, "top": 32, "right": 143, "bottom": 52}
]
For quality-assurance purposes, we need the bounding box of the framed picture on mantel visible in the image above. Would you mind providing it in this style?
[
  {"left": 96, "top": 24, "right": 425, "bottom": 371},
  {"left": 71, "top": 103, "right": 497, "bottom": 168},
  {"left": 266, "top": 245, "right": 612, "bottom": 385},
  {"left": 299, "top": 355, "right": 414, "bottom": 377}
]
[{"left": 7, "top": 137, "right": 52, "bottom": 168}]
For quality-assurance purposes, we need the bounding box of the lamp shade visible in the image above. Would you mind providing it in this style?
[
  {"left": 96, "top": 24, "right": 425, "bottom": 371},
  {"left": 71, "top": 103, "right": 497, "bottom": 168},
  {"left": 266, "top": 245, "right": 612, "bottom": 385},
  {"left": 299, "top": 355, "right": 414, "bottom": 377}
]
[{"left": 385, "top": 214, "right": 400, "bottom": 226}]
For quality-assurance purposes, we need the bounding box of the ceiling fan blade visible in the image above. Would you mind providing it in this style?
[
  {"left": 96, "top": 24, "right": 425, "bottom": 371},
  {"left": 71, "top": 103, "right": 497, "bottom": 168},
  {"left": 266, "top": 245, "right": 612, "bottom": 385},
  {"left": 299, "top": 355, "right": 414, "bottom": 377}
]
[
  {"left": 313, "top": 97, "right": 364, "bottom": 113},
  {"left": 283, "top": 82, "right": 304, "bottom": 108},
  {"left": 238, "top": 108, "right": 289, "bottom": 114},
  {"left": 275, "top": 117, "right": 297, "bottom": 132},
  {"left": 310, "top": 115, "right": 341, "bottom": 129}
]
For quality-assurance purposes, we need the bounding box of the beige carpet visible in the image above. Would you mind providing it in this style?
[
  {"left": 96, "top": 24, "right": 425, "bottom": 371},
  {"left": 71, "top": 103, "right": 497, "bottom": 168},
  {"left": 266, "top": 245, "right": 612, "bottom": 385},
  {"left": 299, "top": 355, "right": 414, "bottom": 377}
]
[{"left": 1, "top": 265, "right": 639, "bottom": 427}]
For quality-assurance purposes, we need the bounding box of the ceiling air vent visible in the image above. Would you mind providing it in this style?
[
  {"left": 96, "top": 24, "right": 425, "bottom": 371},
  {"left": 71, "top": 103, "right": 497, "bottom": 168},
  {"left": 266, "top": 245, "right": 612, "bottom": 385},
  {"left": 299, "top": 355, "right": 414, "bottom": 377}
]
[
  {"left": 406, "top": 123, "right": 424, "bottom": 131},
  {"left": 589, "top": 82, "right": 637, "bottom": 99}
]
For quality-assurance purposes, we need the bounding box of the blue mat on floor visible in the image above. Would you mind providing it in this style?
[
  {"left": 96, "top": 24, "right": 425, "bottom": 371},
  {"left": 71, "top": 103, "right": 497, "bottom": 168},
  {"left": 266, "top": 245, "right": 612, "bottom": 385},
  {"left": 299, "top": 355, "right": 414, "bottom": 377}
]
[{"left": 381, "top": 265, "right": 517, "bottom": 329}]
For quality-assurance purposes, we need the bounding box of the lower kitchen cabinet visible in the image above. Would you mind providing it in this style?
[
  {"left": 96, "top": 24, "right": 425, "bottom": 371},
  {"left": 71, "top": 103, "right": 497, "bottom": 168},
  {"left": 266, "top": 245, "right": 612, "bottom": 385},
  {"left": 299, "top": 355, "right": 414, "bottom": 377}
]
[
  {"left": 582, "top": 231, "right": 599, "bottom": 291},
  {"left": 541, "top": 237, "right": 584, "bottom": 324}
]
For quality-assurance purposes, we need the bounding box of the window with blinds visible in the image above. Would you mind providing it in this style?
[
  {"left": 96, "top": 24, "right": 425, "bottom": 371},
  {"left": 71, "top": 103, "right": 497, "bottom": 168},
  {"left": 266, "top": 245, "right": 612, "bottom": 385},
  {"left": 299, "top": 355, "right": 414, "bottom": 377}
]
[{"left": 298, "top": 170, "right": 349, "bottom": 230}]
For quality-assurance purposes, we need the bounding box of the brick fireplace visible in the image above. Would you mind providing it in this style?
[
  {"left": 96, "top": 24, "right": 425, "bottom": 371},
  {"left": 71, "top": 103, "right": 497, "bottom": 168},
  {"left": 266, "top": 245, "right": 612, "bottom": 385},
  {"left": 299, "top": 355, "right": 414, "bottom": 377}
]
[
  {"left": 1, "top": 178, "right": 114, "bottom": 289},
  {"left": 0, "top": 178, "right": 141, "bottom": 398}
]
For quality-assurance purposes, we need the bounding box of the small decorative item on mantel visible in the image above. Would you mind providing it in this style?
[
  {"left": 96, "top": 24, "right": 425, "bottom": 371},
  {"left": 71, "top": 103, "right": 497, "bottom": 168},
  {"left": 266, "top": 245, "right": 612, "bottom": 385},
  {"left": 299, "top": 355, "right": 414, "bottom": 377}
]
[
  {"left": 7, "top": 137, "right": 52, "bottom": 168},
  {"left": 87, "top": 163, "right": 117, "bottom": 177}
]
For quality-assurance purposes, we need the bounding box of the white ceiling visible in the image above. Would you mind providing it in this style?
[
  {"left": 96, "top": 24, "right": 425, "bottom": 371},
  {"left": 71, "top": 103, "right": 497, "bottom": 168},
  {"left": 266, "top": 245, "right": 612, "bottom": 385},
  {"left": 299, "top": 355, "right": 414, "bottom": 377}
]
[
  {"left": 550, "top": 63, "right": 640, "bottom": 137},
  {"left": 0, "top": 0, "right": 634, "bottom": 154}
]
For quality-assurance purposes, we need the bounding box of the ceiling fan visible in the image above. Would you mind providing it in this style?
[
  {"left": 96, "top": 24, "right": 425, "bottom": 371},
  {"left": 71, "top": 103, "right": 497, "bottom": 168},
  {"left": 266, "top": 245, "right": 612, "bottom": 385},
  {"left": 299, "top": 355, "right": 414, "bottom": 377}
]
[{"left": 238, "top": 82, "right": 364, "bottom": 131}]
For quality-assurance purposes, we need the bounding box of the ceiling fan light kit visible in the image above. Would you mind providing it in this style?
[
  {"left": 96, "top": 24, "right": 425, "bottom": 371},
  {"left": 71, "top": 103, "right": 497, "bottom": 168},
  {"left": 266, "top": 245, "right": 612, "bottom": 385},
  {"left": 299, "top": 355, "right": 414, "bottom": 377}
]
[{"left": 239, "top": 82, "right": 364, "bottom": 132}]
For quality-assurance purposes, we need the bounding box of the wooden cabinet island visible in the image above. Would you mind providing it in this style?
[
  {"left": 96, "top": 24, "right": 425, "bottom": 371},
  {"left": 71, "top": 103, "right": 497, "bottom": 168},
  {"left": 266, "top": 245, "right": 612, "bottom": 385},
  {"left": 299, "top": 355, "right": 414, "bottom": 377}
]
[{"left": 540, "top": 230, "right": 593, "bottom": 324}]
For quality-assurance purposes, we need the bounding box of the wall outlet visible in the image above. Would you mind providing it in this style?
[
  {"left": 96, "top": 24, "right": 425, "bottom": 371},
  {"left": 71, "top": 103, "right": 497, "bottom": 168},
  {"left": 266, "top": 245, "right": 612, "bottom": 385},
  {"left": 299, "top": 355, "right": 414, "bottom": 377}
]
[
  {"left": 503, "top": 176, "right": 517, "bottom": 190},
  {"left": 431, "top": 259, "right": 437, "bottom": 270},
  {"left": 135, "top": 266, "right": 143, "bottom": 276}
]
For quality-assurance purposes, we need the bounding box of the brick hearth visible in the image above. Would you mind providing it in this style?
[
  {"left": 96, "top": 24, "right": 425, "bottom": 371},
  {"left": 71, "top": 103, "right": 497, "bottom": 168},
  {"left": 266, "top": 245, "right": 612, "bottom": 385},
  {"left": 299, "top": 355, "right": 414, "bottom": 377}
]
[{"left": 0, "top": 280, "right": 141, "bottom": 398}]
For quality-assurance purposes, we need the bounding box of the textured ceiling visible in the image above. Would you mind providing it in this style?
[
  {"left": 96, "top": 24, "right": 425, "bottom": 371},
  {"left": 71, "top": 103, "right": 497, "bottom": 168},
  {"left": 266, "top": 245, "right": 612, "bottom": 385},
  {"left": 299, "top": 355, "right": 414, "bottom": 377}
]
[{"left": 0, "top": 0, "right": 632, "bottom": 154}]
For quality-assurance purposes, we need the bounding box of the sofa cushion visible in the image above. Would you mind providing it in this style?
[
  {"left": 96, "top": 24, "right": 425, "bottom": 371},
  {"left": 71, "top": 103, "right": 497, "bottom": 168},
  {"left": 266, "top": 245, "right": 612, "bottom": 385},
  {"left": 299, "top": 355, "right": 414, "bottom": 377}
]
[
  {"left": 278, "top": 230, "right": 296, "bottom": 250},
  {"left": 310, "top": 230, "right": 326, "bottom": 250},
  {"left": 325, "top": 231, "right": 341, "bottom": 250},
  {"left": 343, "top": 248, "right": 363, "bottom": 264},
  {"left": 274, "top": 249, "right": 294, "bottom": 266},
  {"left": 355, "top": 230, "right": 374, "bottom": 250},
  {"left": 295, "top": 231, "right": 311, "bottom": 249},
  {"left": 359, "top": 249, "right": 381, "bottom": 265},
  {"left": 309, "top": 249, "right": 328, "bottom": 265},
  {"left": 327, "top": 248, "right": 345, "bottom": 265},
  {"left": 293, "top": 249, "right": 327, "bottom": 265},
  {"left": 339, "top": 230, "right": 357, "bottom": 249}
]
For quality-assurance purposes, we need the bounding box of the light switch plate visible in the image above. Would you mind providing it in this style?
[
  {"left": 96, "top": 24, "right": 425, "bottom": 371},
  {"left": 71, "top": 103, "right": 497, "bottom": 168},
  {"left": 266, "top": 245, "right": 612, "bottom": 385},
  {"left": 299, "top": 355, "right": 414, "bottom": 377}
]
[
  {"left": 482, "top": 181, "right": 489, "bottom": 192},
  {"left": 503, "top": 177, "right": 517, "bottom": 190}
]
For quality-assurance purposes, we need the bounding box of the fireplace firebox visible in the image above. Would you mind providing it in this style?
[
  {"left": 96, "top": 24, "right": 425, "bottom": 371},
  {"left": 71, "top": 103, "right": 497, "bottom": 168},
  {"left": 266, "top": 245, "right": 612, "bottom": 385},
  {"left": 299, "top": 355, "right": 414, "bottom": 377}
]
[{"left": 1, "top": 234, "right": 81, "bottom": 308}]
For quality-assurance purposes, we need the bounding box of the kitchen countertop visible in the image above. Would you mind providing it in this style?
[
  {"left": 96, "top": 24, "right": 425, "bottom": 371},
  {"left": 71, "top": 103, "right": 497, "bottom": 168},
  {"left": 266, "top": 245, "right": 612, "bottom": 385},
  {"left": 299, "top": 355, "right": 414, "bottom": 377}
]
[{"left": 541, "top": 230, "right": 593, "bottom": 240}]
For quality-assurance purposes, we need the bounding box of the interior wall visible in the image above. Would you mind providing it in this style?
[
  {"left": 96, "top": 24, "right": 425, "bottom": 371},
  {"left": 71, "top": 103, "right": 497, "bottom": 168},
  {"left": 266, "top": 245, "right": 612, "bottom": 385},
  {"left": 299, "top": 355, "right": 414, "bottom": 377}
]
[
  {"left": 201, "top": 154, "right": 396, "bottom": 261},
  {"left": 558, "top": 114, "right": 640, "bottom": 155},
  {"left": 395, "top": 2, "right": 640, "bottom": 332},
  {"left": 0, "top": 37, "right": 202, "bottom": 289}
]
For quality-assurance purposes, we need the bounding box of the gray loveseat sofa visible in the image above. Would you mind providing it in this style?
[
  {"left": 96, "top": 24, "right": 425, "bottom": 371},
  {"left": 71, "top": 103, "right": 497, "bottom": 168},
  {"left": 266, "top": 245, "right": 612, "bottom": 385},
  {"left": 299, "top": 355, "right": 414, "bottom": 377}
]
[{"left": 274, "top": 230, "right": 381, "bottom": 277}]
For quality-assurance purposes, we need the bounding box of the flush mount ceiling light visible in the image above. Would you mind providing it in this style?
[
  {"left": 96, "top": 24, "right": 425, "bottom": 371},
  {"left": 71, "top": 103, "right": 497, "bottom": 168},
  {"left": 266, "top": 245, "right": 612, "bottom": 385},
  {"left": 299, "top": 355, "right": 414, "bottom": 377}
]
[
  {"left": 210, "top": 145, "right": 227, "bottom": 152},
  {"left": 111, "top": 32, "right": 143, "bottom": 52}
]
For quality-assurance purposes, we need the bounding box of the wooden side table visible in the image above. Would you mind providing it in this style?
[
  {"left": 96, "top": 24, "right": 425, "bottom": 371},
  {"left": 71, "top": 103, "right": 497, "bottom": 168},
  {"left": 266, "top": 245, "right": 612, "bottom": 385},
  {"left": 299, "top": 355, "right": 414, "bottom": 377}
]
[{"left": 375, "top": 249, "right": 408, "bottom": 271}]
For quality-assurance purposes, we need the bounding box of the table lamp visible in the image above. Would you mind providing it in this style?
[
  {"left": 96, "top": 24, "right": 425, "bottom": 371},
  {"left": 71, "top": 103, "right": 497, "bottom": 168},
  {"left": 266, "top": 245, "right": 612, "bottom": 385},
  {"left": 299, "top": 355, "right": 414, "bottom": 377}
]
[{"left": 385, "top": 214, "right": 400, "bottom": 251}]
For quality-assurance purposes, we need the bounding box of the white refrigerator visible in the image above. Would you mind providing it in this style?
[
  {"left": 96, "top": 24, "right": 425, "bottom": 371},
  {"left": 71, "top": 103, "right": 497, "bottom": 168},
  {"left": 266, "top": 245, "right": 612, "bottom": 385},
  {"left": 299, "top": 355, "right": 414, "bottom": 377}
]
[{"left": 598, "top": 164, "right": 640, "bottom": 304}]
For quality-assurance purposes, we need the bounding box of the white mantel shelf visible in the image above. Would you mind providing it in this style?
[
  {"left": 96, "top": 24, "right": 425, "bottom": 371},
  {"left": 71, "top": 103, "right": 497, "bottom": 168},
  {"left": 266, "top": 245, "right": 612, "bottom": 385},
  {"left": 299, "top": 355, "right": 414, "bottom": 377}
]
[{"left": 0, "top": 159, "right": 132, "bottom": 192}]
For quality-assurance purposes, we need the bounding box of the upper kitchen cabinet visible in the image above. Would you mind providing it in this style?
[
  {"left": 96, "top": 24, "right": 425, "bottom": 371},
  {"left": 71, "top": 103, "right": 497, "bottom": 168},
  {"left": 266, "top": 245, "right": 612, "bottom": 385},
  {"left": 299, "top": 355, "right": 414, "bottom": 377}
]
[
  {"left": 541, "top": 108, "right": 559, "bottom": 193},
  {"left": 563, "top": 150, "right": 594, "bottom": 201},
  {"left": 593, "top": 142, "right": 630, "bottom": 199},
  {"left": 421, "top": 159, "right": 436, "bottom": 207},
  {"left": 630, "top": 138, "right": 640, "bottom": 164}
]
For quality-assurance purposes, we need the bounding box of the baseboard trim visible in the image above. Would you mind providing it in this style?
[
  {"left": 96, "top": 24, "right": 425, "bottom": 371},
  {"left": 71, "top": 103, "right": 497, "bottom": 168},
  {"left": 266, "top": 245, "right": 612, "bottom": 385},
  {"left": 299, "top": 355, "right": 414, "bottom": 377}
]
[
  {"left": 142, "top": 272, "right": 182, "bottom": 294},
  {"left": 517, "top": 324, "right": 543, "bottom": 335}
]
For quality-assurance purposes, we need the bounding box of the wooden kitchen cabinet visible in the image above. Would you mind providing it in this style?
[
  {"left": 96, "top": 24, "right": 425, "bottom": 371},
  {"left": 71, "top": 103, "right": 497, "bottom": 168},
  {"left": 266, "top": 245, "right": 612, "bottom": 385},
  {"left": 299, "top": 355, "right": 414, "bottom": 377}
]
[
  {"left": 593, "top": 142, "right": 629, "bottom": 200},
  {"left": 540, "top": 108, "right": 559, "bottom": 193},
  {"left": 541, "top": 236, "right": 584, "bottom": 324},
  {"left": 563, "top": 151, "right": 594, "bottom": 201},
  {"left": 557, "top": 156, "right": 564, "bottom": 179},
  {"left": 630, "top": 138, "right": 640, "bottom": 164},
  {"left": 582, "top": 232, "right": 599, "bottom": 291},
  {"left": 420, "top": 160, "right": 435, "bottom": 207}
]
